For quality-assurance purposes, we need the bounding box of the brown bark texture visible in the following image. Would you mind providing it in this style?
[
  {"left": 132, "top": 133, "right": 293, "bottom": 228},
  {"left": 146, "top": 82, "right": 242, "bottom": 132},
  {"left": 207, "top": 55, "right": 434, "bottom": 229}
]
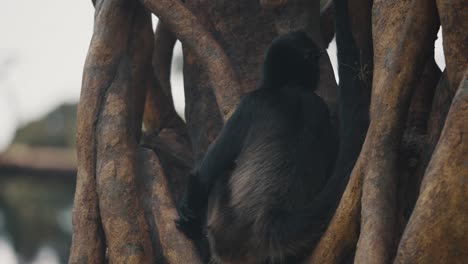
[
  {"left": 71, "top": 1, "right": 155, "bottom": 263},
  {"left": 70, "top": 0, "right": 468, "bottom": 263},
  {"left": 143, "top": 20, "right": 184, "bottom": 135},
  {"left": 140, "top": 0, "right": 241, "bottom": 120},
  {"left": 137, "top": 148, "right": 201, "bottom": 263},
  {"left": 394, "top": 72, "right": 468, "bottom": 264},
  {"left": 356, "top": 0, "right": 439, "bottom": 263}
]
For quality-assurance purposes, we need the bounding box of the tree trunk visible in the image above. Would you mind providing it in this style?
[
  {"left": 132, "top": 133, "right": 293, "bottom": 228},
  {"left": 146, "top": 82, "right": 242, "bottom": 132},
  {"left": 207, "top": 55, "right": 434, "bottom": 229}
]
[{"left": 70, "top": 0, "right": 468, "bottom": 263}]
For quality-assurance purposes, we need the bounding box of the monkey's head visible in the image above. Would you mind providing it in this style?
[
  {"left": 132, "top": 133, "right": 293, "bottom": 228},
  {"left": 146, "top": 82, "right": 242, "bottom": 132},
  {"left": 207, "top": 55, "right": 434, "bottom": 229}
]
[{"left": 262, "top": 31, "right": 323, "bottom": 90}]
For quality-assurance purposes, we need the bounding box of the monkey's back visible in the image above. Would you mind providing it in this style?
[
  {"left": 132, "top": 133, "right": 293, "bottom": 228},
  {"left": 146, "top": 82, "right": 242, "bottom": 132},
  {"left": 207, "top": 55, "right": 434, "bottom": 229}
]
[{"left": 206, "top": 89, "right": 337, "bottom": 263}]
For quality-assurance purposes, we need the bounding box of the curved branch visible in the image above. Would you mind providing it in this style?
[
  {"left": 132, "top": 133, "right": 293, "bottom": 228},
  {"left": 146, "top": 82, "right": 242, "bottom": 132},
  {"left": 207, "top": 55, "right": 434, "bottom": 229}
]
[
  {"left": 144, "top": 22, "right": 187, "bottom": 136},
  {"left": 138, "top": 148, "right": 202, "bottom": 263},
  {"left": 394, "top": 71, "right": 468, "bottom": 263},
  {"left": 143, "top": 73, "right": 187, "bottom": 135},
  {"left": 140, "top": 0, "right": 241, "bottom": 121},
  {"left": 71, "top": 1, "right": 155, "bottom": 263},
  {"left": 309, "top": 0, "right": 439, "bottom": 262},
  {"left": 307, "top": 0, "right": 371, "bottom": 261}
]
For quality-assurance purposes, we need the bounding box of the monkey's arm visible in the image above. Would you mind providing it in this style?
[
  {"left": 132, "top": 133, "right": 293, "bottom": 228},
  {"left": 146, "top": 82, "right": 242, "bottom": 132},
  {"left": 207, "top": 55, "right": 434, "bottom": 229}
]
[{"left": 176, "top": 97, "right": 252, "bottom": 238}]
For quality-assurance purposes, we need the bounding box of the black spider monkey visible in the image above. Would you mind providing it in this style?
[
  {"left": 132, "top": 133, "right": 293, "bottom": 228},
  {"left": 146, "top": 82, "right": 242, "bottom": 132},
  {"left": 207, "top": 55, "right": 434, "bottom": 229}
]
[
  {"left": 176, "top": 31, "right": 338, "bottom": 263},
  {"left": 176, "top": 0, "right": 370, "bottom": 261}
]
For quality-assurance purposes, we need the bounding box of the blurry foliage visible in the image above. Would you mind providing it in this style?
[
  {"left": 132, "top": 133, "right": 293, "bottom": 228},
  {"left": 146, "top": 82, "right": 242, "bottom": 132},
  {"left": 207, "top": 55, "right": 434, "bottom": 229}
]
[
  {"left": 0, "top": 103, "right": 77, "bottom": 263},
  {"left": 0, "top": 175, "right": 74, "bottom": 263},
  {"left": 14, "top": 103, "right": 77, "bottom": 148}
]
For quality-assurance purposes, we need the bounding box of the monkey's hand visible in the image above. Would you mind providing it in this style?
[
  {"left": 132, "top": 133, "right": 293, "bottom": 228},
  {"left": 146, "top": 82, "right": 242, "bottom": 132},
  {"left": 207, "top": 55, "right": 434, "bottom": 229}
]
[{"left": 175, "top": 200, "right": 204, "bottom": 240}]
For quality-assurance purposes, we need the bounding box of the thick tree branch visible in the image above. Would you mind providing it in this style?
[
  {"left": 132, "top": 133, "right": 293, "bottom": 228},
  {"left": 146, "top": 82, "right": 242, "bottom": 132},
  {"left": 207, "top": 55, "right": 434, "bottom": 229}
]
[
  {"left": 143, "top": 72, "right": 187, "bottom": 135},
  {"left": 408, "top": 71, "right": 454, "bottom": 216},
  {"left": 138, "top": 148, "right": 202, "bottom": 263},
  {"left": 71, "top": 1, "right": 155, "bottom": 263},
  {"left": 140, "top": 0, "right": 241, "bottom": 120},
  {"left": 309, "top": 0, "right": 439, "bottom": 262},
  {"left": 144, "top": 20, "right": 187, "bottom": 135},
  {"left": 394, "top": 71, "right": 468, "bottom": 263},
  {"left": 399, "top": 59, "right": 441, "bottom": 224},
  {"left": 406, "top": 59, "right": 441, "bottom": 132},
  {"left": 355, "top": 0, "right": 439, "bottom": 262},
  {"left": 307, "top": 0, "right": 372, "bottom": 262}
]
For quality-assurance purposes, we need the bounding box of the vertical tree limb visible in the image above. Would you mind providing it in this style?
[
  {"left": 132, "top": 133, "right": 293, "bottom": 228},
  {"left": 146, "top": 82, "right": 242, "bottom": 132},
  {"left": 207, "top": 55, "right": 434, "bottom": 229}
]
[
  {"left": 71, "top": 1, "right": 155, "bottom": 263},
  {"left": 307, "top": 0, "right": 372, "bottom": 262},
  {"left": 143, "top": 71, "right": 187, "bottom": 136},
  {"left": 399, "top": 60, "right": 442, "bottom": 224},
  {"left": 406, "top": 59, "right": 441, "bottom": 132},
  {"left": 138, "top": 148, "right": 202, "bottom": 263},
  {"left": 394, "top": 71, "right": 468, "bottom": 264},
  {"left": 140, "top": 0, "right": 241, "bottom": 120},
  {"left": 70, "top": 1, "right": 121, "bottom": 263},
  {"left": 143, "top": 20, "right": 185, "bottom": 135},
  {"left": 409, "top": 71, "right": 455, "bottom": 210},
  {"left": 355, "top": 1, "right": 439, "bottom": 263}
]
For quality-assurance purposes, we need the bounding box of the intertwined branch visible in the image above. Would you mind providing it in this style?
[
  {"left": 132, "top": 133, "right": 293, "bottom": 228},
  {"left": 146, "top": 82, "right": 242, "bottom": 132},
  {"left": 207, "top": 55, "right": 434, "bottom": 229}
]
[{"left": 70, "top": 0, "right": 468, "bottom": 263}]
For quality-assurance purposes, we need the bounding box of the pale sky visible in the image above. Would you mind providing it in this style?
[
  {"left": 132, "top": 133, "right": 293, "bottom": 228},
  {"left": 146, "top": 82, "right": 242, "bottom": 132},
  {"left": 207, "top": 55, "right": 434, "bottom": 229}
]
[{"left": 0, "top": 1, "right": 445, "bottom": 153}]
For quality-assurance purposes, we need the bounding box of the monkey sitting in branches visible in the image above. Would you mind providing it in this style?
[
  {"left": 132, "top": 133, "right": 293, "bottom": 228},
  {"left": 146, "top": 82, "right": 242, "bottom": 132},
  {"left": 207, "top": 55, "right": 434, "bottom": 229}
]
[{"left": 176, "top": 31, "right": 340, "bottom": 264}]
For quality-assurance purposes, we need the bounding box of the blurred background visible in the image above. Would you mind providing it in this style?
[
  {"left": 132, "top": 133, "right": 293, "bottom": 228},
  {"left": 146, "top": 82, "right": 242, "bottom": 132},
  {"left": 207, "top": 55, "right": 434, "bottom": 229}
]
[{"left": 0, "top": 1, "right": 445, "bottom": 263}]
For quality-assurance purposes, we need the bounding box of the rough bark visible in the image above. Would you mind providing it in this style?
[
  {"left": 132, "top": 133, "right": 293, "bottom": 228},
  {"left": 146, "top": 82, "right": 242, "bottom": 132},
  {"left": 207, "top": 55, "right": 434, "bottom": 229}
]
[
  {"left": 71, "top": 0, "right": 468, "bottom": 263},
  {"left": 306, "top": 0, "right": 373, "bottom": 262},
  {"left": 407, "top": 59, "right": 441, "bottom": 132},
  {"left": 70, "top": 2, "right": 116, "bottom": 263},
  {"left": 355, "top": 1, "right": 439, "bottom": 263},
  {"left": 410, "top": 71, "right": 456, "bottom": 204},
  {"left": 399, "top": 60, "right": 442, "bottom": 223},
  {"left": 436, "top": 0, "right": 468, "bottom": 91},
  {"left": 142, "top": 70, "right": 186, "bottom": 136},
  {"left": 95, "top": 2, "right": 154, "bottom": 263},
  {"left": 140, "top": 0, "right": 241, "bottom": 120},
  {"left": 137, "top": 148, "right": 201, "bottom": 263},
  {"left": 308, "top": 0, "right": 439, "bottom": 262},
  {"left": 143, "top": 21, "right": 184, "bottom": 135},
  {"left": 71, "top": 1, "right": 155, "bottom": 263},
  {"left": 394, "top": 71, "right": 468, "bottom": 264}
]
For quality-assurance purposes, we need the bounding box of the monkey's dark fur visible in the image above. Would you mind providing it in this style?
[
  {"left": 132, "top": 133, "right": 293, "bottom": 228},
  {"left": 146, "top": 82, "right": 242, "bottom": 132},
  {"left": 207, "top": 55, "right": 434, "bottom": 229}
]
[{"left": 176, "top": 32, "right": 339, "bottom": 263}]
